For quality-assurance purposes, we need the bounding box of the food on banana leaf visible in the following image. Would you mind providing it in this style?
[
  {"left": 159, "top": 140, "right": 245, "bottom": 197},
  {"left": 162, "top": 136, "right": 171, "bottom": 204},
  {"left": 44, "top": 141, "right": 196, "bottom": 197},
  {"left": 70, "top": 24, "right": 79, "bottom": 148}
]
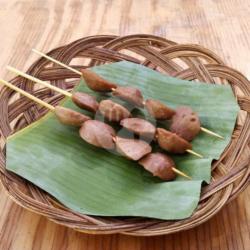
[
  {"left": 115, "top": 136, "right": 152, "bottom": 160},
  {"left": 170, "top": 106, "right": 201, "bottom": 141},
  {"left": 112, "top": 86, "right": 144, "bottom": 107},
  {"left": 156, "top": 128, "right": 192, "bottom": 154},
  {"left": 145, "top": 99, "right": 175, "bottom": 120},
  {"left": 79, "top": 120, "right": 116, "bottom": 149},
  {"left": 72, "top": 92, "right": 99, "bottom": 112},
  {"left": 81, "top": 69, "right": 117, "bottom": 92},
  {"left": 120, "top": 117, "right": 156, "bottom": 139},
  {"left": 139, "top": 152, "right": 176, "bottom": 181},
  {"left": 54, "top": 106, "right": 90, "bottom": 126}
]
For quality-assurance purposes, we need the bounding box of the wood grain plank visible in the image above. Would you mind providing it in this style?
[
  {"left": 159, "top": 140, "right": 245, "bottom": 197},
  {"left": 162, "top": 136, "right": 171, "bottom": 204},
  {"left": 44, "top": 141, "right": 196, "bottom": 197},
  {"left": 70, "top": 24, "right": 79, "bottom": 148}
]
[{"left": 0, "top": 0, "right": 249, "bottom": 249}]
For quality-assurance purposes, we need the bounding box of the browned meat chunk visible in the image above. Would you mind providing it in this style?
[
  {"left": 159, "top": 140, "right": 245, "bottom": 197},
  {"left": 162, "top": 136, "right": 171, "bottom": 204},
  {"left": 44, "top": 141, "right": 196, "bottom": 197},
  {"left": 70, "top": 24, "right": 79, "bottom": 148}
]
[
  {"left": 170, "top": 106, "right": 201, "bottom": 141},
  {"left": 55, "top": 106, "right": 90, "bottom": 127},
  {"left": 115, "top": 137, "right": 152, "bottom": 160},
  {"left": 72, "top": 92, "right": 99, "bottom": 112},
  {"left": 81, "top": 69, "right": 117, "bottom": 92},
  {"left": 139, "top": 153, "right": 176, "bottom": 181},
  {"left": 145, "top": 99, "right": 175, "bottom": 120},
  {"left": 156, "top": 128, "right": 192, "bottom": 154},
  {"left": 79, "top": 120, "right": 115, "bottom": 149},
  {"left": 112, "top": 86, "right": 144, "bottom": 107},
  {"left": 120, "top": 118, "right": 156, "bottom": 139}
]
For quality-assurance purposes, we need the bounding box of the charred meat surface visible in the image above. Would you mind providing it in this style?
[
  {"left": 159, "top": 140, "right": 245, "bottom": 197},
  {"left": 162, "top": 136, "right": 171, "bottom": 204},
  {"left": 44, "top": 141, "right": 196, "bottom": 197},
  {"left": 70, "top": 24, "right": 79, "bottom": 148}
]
[
  {"left": 81, "top": 69, "right": 117, "bottom": 92},
  {"left": 120, "top": 118, "right": 156, "bottom": 139},
  {"left": 99, "top": 100, "right": 131, "bottom": 122},
  {"left": 72, "top": 92, "right": 99, "bottom": 112},
  {"left": 156, "top": 128, "right": 192, "bottom": 154},
  {"left": 115, "top": 137, "right": 152, "bottom": 161},
  {"left": 139, "top": 153, "right": 176, "bottom": 181},
  {"left": 112, "top": 86, "right": 144, "bottom": 107},
  {"left": 79, "top": 120, "right": 116, "bottom": 149},
  {"left": 145, "top": 99, "right": 175, "bottom": 120},
  {"left": 55, "top": 106, "right": 90, "bottom": 127}
]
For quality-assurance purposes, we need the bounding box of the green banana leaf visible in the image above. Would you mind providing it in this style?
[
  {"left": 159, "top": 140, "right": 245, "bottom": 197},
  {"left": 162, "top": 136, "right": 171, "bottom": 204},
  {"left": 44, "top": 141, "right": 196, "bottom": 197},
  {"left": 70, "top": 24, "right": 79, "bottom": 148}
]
[{"left": 6, "top": 61, "right": 239, "bottom": 220}]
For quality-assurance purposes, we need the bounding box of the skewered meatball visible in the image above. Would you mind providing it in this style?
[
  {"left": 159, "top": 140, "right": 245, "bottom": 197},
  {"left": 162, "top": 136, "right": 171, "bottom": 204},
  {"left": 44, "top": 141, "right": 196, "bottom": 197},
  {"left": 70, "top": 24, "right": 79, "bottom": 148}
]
[
  {"left": 112, "top": 86, "right": 144, "bottom": 107},
  {"left": 120, "top": 118, "right": 156, "bottom": 139},
  {"left": 54, "top": 106, "right": 90, "bottom": 127},
  {"left": 72, "top": 92, "right": 99, "bottom": 112},
  {"left": 115, "top": 137, "right": 152, "bottom": 161},
  {"left": 79, "top": 120, "right": 116, "bottom": 149},
  {"left": 81, "top": 69, "right": 117, "bottom": 92},
  {"left": 145, "top": 99, "right": 175, "bottom": 120},
  {"left": 170, "top": 114, "right": 201, "bottom": 141},
  {"left": 98, "top": 100, "right": 131, "bottom": 122},
  {"left": 139, "top": 153, "right": 176, "bottom": 181},
  {"left": 170, "top": 106, "right": 201, "bottom": 141},
  {"left": 156, "top": 128, "right": 192, "bottom": 154}
]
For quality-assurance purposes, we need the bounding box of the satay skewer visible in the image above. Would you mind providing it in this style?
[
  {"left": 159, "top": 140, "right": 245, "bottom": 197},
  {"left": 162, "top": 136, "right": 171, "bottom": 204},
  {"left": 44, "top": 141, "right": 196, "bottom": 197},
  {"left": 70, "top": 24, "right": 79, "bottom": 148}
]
[
  {"left": 5, "top": 68, "right": 203, "bottom": 159},
  {"left": 31, "top": 49, "right": 224, "bottom": 140},
  {"left": 0, "top": 79, "right": 191, "bottom": 180}
]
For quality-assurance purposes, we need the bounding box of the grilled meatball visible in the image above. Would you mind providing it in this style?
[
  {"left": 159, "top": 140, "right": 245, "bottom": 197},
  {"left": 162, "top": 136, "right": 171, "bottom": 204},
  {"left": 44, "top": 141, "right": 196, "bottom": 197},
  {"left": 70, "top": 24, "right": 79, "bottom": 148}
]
[
  {"left": 81, "top": 69, "right": 117, "bottom": 92},
  {"left": 120, "top": 118, "right": 156, "bottom": 139},
  {"left": 139, "top": 153, "right": 176, "bottom": 181},
  {"left": 79, "top": 120, "right": 116, "bottom": 149},
  {"left": 156, "top": 128, "right": 192, "bottom": 154},
  {"left": 145, "top": 99, "right": 175, "bottom": 120},
  {"left": 112, "top": 86, "right": 144, "bottom": 107},
  {"left": 72, "top": 92, "right": 99, "bottom": 112},
  {"left": 170, "top": 106, "right": 201, "bottom": 141},
  {"left": 115, "top": 137, "right": 152, "bottom": 161},
  {"left": 55, "top": 106, "right": 90, "bottom": 127}
]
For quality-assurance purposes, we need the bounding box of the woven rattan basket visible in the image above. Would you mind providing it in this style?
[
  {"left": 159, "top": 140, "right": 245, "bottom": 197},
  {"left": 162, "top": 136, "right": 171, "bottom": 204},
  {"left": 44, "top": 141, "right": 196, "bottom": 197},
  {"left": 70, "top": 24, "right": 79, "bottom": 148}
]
[{"left": 0, "top": 34, "right": 249, "bottom": 236}]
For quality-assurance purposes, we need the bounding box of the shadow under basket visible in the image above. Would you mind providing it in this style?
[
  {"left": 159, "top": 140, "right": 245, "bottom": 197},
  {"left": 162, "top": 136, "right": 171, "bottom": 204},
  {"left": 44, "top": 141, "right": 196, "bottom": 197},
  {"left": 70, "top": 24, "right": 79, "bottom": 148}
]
[{"left": 0, "top": 34, "right": 249, "bottom": 236}]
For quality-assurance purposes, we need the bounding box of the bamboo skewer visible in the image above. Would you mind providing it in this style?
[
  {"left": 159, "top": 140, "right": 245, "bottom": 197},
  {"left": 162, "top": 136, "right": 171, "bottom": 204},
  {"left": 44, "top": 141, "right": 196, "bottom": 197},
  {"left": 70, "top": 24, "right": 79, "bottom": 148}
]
[
  {"left": 0, "top": 79, "right": 191, "bottom": 180},
  {"left": 6, "top": 66, "right": 72, "bottom": 98},
  {"left": 172, "top": 167, "right": 192, "bottom": 180},
  {"left": 31, "top": 49, "right": 224, "bottom": 140},
  {"left": 32, "top": 49, "right": 82, "bottom": 76},
  {"left": 186, "top": 149, "right": 203, "bottom": 158},
  {"left": 0, "top": 79, "right": 55, "bottom": 111},
  {"left": 200, "top": 127, "right": 223, "bottom": 139}
]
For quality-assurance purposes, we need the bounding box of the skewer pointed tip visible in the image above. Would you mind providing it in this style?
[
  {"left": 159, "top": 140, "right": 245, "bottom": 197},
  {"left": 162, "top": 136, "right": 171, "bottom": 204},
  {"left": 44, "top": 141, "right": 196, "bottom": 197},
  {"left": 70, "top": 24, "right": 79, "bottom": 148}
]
[
  {"left": 186, "top": 149, "right": 203, "bottom": 158},
  {"left": 201, "top": 127, "right": 224, "bottom": 139},
  {"left": 172, "top": 167, "right": 192, "bottom": 180}
]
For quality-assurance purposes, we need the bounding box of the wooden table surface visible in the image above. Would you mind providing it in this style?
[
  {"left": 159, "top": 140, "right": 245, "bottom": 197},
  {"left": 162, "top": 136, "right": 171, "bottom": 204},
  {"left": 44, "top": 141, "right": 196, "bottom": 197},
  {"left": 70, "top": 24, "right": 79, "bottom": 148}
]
[{"left": 0, "top": 0, "right": 249, "bottom": 249}]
